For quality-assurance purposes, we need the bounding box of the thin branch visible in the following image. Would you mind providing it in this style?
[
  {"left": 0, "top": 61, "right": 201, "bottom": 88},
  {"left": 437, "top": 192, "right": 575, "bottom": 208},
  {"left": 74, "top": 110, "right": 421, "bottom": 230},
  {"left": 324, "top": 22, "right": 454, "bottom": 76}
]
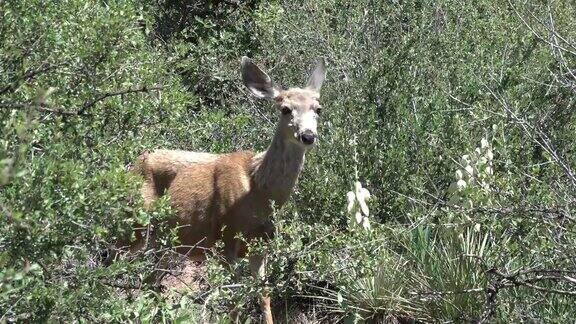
[
  {"left": 412, "top": 287, "right": 486, "bottom": 297},
  {"left": 99, "top": 280, "right": 144, "bottom": 290},
  {"left": 520, "top": 281, "right": 576, "bottom": 296},
  {"left": 0, "top": 85, "right": 164, "bottom": 116},
  {"left": 0, "top": 102, "right": 77, "bottom": 115},
  {"left": 0, "top": 62, "right": 67, "bottom": 95},
  {"left": 479, "top": 79, "right": 576, "bottom": 190},
  {"left": 77, "top": 85, "right": 164, "bottom": 115},
  {"left": 507, "top": 0, "right": 576, "bottom": 57}
]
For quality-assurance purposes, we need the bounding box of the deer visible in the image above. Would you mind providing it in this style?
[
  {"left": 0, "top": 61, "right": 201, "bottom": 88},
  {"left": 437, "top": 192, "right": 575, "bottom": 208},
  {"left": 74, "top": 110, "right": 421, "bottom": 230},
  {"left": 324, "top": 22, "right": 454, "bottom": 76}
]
[{"left": 131, "top": 56, "right": 326, "bottom": 323}]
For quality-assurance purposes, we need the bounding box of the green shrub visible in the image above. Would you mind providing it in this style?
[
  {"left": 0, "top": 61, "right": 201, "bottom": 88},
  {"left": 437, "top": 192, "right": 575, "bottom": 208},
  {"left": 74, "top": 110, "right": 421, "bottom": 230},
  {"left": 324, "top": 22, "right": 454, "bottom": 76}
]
[{"left": 2, "top": 0, "right": 575, "bottom": 322}]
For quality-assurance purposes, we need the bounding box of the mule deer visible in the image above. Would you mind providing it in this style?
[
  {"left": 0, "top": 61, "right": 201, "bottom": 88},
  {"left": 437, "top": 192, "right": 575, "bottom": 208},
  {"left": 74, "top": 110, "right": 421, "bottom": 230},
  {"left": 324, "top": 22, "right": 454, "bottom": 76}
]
[{"left": 133, "top": 57, "right": 326, "bottom": 323}]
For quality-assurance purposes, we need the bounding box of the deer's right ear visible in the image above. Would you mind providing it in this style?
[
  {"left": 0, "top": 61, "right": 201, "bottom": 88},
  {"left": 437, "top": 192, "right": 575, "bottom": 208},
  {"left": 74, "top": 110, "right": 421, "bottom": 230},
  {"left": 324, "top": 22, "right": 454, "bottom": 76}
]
[
  {"left": 241, "top": 57, "right": 280, "bottom": 99},
  {"left": 306, "top": 58, "right": 326, "bottom": 92}
]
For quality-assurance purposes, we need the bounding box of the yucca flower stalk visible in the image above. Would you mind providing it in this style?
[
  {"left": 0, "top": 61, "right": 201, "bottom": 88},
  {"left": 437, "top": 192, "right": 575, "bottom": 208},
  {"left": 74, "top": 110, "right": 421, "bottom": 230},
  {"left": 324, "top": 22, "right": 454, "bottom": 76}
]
[{"left": 347, "top": 181, "right": 372, "bottom": 230}]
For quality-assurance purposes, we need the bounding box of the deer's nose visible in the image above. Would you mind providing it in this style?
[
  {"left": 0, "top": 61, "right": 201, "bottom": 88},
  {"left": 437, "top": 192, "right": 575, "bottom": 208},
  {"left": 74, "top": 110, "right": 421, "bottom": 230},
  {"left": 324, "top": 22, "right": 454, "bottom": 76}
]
[{"left": 300, "top": 131, "right": 316, "bottom": 145}]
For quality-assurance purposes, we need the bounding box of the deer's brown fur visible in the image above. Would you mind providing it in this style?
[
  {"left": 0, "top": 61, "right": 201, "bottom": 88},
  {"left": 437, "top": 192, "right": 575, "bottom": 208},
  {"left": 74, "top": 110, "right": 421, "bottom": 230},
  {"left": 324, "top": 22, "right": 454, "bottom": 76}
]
[{"left": 131, "top": 57, "right": 326, "bottom": 324}]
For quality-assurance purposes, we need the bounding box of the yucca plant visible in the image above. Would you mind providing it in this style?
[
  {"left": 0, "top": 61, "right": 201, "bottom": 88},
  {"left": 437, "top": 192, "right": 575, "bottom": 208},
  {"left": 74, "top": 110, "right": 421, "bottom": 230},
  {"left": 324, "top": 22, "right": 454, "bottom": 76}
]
[
  {"left": 310, "top": 225, "right": 491, "bottom": 322},
  {"left": 307, "top": 252, "right": 425, "bottom": 322},
  {"left": 406, "top": 226, "right": 490, "bottom": 321}
]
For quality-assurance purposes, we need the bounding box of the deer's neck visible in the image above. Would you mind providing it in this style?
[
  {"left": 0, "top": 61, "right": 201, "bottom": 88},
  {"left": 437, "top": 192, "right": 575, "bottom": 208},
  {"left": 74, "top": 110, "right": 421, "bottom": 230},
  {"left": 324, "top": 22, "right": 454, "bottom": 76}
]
[{"left": 251, "top": 127, "right": 306, "bottom": 205}]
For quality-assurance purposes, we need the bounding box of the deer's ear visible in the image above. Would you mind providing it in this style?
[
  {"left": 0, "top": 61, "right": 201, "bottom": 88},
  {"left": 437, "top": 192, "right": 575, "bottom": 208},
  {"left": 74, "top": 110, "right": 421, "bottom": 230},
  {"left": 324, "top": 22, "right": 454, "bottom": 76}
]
[
  {"left": 306, "top": 58, "right": 326, "bottom": 92},
  {"left": 241, "top": 57, "right": 280, "bottom": 99}
]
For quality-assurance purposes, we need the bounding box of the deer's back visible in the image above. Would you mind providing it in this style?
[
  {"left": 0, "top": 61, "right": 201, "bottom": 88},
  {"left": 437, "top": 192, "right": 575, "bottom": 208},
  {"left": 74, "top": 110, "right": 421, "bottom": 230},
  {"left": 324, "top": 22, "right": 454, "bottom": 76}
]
[
  {"left": 135, "top": 150, "right": 219, "bottom": 203},
  {"left": 164, "top": 150, "right": 261, "bottom": 254}
]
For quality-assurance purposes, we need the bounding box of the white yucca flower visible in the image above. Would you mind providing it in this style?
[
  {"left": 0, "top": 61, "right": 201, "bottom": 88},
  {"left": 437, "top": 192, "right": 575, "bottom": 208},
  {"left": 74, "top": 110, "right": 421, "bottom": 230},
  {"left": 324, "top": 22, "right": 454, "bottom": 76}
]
[
  {"left": 347, "top": 181, "right": 371, "bottom": 230},
  {"left": 464, "top": 165, "right": 475, "bottom": 177},
  {"left": 346, "top": 191, "right": 356, "bottom": 213},
  {"left": 486, "top": 149, "right": 494, "bottom": 161},
  {"left": 455, "top": 170, "right": 464, "bottom": 180},
  {"left": 447, "top": 136, "right": 495, "bottom": 209},
  {"left": 474, "top": 223, "right": 481, "bottom": 232},
  {"left": 480, "top": 137, "right": 489, "bottom": 149},
  {"left": 456, "top": 179, "right": 467, "bottom": 190},
  {"left": 485, "top": 166, "right": 493, "bottom": 175}
]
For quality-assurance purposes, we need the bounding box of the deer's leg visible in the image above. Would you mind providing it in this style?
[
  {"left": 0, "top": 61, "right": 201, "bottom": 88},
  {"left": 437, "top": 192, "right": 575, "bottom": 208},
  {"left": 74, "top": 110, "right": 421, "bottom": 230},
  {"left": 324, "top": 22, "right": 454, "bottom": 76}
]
[
  {"left": 223, "top": 238, "right": 241, "bottom": 267},
  {"left": 140, "top": 178, "right": 158, "bottom": 208},
  {"left": 249, "top": 253, "right": 273, "bottom": 324}
]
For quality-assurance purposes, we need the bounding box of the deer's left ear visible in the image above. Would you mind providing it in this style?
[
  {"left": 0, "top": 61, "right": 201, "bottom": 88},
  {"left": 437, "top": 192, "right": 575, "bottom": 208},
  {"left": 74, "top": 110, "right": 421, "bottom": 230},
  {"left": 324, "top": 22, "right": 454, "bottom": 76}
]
[
  {"left": 306, "top": 58, "right": 326, "bottom": 92},
  {"left": 241, "top": 57, "right": 281, "bottom": 99}
]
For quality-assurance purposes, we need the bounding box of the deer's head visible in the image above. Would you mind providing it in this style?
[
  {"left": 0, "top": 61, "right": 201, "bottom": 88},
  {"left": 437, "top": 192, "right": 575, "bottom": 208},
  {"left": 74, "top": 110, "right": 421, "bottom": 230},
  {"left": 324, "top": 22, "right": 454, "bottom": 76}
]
[{"left": 242, "top": 57, "right": 326, "bottom": 148}]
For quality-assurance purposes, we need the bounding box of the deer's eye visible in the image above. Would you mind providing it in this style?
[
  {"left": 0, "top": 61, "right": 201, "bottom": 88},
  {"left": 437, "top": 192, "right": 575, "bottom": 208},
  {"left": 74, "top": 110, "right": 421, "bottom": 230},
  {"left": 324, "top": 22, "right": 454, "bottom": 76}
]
[
  {"left": 316, "top": 107, "right": 322, "bottom": 115},
  {"left": 281, "top": 106, "right": 292, "bottom": 115}
]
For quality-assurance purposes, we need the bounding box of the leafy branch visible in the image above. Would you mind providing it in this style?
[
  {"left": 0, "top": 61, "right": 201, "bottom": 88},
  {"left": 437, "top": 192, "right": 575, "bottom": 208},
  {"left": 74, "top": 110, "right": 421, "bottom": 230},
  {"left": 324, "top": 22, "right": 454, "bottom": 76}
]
[{"left": 0, "top": 85, "right": 164, "bottom": 116}]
